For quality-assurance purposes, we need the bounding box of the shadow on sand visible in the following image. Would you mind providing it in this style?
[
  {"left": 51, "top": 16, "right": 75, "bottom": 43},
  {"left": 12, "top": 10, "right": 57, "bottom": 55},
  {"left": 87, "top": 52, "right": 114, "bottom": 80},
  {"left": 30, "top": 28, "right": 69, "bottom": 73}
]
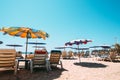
[
  {"left": 0, "top": 67, "right": 68, "bottom": 80},
  {"left": 74, "top": 62, "right": 108, "bottom": 68},
  {"left": 62, "top": 57, "right": 78, "bottom": 60},
  {"left": 107, "top": 60, "right": 120, "bottom": 63}
]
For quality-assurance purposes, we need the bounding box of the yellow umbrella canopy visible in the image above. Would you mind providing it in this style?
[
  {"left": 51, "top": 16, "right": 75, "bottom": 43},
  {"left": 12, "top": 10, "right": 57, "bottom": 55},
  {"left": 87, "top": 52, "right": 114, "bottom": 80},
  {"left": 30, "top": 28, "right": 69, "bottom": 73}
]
[
  {"left": 0, "top": 27, "right": 49, "bottom": 39},
  {"left": 0, "top": 27, "right": 49, "bottom": 58}
]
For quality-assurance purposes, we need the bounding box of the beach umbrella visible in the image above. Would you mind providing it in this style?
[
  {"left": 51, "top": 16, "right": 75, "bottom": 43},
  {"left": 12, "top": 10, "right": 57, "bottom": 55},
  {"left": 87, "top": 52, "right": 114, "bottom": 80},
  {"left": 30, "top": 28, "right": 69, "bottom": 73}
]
[
  {"left": 27, "top": 42, "right": 46, "bottom": 50},
  {"left": 6, "top": 44, "right": 23, "bottom": 49},
  {"left": 100, "top": 45, "right": 111, "bottom": 49},
  {"left": 0, "top": 41, "right": 3, "bottom": 44},
  {"left": 90, "top": 45, "right": 111, "bottom": 49},
  {"left": 0, "top": 27, "right": 49, "bottom": 59},
  {"left": 89, "top": 46, "right": 101, "bottom": 48},
  {"left": 65, "top": 39, "right": 92, "bottom": 46},
  {"left": 32, "top": 46, "right": 46, "bottom": 49},
  {"left": 65, "top": 42, "right": 73, "bottom": 46},
  {"left": 65, "top": 39, "right": 92, "bottom": 51},
  {"left": 27, "top": 42, "right": 46, "bottom": 49},
  {"left": 90, "top": 45, "right": 111, "bottom": 50},
  {"left": 27, "top": 42, "right": 46, "bottom": 45},
  {"left": 65, "top": 39, "right": 92, "bottom": 62},
  {"left": 72, "top": 47, "right": 89, "bottom": 50},
  {"left": 55, "top": 46, "right": 72, "bottom": 51}
]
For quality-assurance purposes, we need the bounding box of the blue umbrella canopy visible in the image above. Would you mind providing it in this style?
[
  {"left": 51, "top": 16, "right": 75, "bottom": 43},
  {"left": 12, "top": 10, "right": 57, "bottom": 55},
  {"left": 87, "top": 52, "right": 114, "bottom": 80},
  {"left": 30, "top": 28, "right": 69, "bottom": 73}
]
[
  {"left": 6, "top": 44, "right": 23, "bottom": 47},
  {"left": 0, "top": 41, "right": 3, "bottom": 44},
  {"left": 89, "top": 46, "right": 101, "bottom": 48},
  {"left": 89, "top": 45, "right": 111, "bottom": 49},
  {"left": 72, "top": 47, "right": 89, "bottom": 50},
  {"left": 100, "top": 45, "right": 111, "bottom": 49},
  {"left": 6, "top": 44, "right": 23, "bottom": 49},
  {"left": 55, "top": 46, "right": 72, "bottom": 49},
  {"left": 32, "top": 46, "right": 46, "bottom": 49},
  {"left": 27, "top": 42, "right": 46, "bottom": 45}
]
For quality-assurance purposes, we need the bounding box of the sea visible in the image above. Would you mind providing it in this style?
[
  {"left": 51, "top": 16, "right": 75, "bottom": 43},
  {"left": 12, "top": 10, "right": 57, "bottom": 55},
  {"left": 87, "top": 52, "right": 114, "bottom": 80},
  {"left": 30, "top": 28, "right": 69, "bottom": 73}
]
[{"left": 22, "top": 52, "right": 50, "bottom": 54}]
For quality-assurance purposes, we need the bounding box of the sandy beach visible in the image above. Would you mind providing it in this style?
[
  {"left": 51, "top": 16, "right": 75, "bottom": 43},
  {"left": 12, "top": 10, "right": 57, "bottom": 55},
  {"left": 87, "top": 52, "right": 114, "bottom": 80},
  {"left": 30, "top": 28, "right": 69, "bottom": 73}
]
[{"left": 0, "top": 57, "right": 120, "bottom": 80}]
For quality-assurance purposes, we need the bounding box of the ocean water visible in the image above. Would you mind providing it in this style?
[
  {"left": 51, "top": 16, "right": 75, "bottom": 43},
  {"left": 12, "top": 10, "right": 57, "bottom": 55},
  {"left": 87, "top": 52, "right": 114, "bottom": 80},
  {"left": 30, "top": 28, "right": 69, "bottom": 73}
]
[
  {"left": 22, "top": 52, "right": 51, "bottom": 54},
  {"left": 22, "top": 52, "right": 33, "bottom": 54}
]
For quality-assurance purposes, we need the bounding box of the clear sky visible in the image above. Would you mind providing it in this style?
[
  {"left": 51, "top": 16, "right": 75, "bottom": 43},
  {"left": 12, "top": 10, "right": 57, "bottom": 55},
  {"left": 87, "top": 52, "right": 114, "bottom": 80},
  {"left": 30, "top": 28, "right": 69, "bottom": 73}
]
[{"left": 0, "top": 0, "right": 120, "bottom": 52}]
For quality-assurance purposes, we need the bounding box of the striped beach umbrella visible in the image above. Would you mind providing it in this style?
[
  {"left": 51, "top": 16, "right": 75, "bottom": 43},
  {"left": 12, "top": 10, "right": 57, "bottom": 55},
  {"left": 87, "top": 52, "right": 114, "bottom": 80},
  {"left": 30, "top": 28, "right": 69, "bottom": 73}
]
[
  {"left": 65, "top": 39, "right": 92, "bottom": 52},
  {"left": 65, "top": 39, "right": 92, "bottom": 62},
  {"left": 0, "top": 27, "right": 49, "bottom": 58},
  {"left": 65, "top": 39, "right": 92, "bottom": 46}
]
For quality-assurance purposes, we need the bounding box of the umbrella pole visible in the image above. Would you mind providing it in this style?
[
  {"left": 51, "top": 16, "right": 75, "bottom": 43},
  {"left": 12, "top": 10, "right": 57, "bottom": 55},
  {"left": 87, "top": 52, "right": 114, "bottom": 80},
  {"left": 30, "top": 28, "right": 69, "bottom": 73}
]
[
  {"left": 78, "top": 45, "right": 81, "bottom": 62},
  {"left": 24, "top": 37, "right": 29, "bottom": 69},
  {"left": 25, "top": 37, "right": 28, "bottom": 59},
  {"left": 35, "top": 41, "right": 37, "bottom": 50}
]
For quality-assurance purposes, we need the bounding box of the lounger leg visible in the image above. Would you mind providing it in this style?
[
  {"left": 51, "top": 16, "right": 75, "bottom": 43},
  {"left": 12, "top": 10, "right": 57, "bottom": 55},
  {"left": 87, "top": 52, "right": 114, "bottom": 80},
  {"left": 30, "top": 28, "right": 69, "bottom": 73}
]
[
  {"left": 79, "top": 57, "right": 81, "bottom": 63},
  {"left": 46, "top": 60, "right": 52, "bottom": 71},
  {"left": 60, "top": 61, "right": 63, "bottom": 69},
  {"left": 109, "top": 58, "right": 112, "bottom": 62},
  {"left": 30, "top": 60, "right": 33, "bottom": 73},
  {"left": 14, "top": 60, "right": 18, "bottom": 75}
]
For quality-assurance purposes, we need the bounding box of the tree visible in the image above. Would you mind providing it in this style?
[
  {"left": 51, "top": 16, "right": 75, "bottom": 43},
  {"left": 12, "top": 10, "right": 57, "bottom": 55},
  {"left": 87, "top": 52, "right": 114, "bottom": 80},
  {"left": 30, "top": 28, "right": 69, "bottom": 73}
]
[{"left": 114, "top": 43, "right": 120, "bottom": 55}]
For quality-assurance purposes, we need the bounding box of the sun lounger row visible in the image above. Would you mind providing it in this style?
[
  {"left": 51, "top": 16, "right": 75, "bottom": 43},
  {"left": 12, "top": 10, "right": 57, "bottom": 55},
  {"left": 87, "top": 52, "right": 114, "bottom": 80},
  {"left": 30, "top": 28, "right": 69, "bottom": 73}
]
[{"left": 0, "top": 49, "right": 63, "bottom": 74}]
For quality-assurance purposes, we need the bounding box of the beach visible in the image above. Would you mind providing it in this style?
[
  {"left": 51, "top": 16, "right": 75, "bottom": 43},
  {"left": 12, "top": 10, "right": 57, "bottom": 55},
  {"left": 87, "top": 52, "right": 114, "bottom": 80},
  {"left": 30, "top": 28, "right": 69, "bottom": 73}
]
[{"left": 0, "top": 57, "right": 120, "bottom": 80}]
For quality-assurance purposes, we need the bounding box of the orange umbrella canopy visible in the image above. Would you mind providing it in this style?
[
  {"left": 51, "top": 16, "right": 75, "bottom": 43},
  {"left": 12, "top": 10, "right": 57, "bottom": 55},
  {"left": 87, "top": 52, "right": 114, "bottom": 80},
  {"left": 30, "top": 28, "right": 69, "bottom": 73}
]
[
  {"left": 0, "top": 27, "right": 49, "bottom": 39},
  {"left": 0, "top": 27, "right": 49, "bottom": 58}
]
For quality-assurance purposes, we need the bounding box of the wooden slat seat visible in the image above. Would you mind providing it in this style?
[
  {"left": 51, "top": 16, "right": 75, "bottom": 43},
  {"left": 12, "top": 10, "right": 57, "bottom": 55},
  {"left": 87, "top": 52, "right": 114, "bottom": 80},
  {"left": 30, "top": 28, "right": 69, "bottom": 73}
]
[
  {"left": 30, "top": 49, "right": 50, "bottom": 73},
  {"left": 49, "top": 50, "right": 63, "bottom": 69},
  {"left": 0, "top": 49, "right": 18, "bottom": 74}
]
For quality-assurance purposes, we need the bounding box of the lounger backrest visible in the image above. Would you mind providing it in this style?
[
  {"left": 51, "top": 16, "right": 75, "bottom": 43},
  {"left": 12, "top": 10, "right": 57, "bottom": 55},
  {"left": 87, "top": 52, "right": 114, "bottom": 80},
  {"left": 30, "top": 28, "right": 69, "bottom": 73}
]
[
  {"left": 0, "top": 49, "right": 16, "bottom": 67},
  {"left": 81, "top": 51, "right": 84, "bottom": 57},
  {"left": 50, "top": 50, "right": 62, "bottom": 64},
  {"left": 62, "top": 51, "right": 67, "bottom": 57},
  {"left": 33, "top": 50, "right": 47, "bottom": 65},
  {"left": 109, "top": 51, "right": 116, "bottom": 59},
  {"left": 68, "top": 51, "right": 73, "bottom": 57}
]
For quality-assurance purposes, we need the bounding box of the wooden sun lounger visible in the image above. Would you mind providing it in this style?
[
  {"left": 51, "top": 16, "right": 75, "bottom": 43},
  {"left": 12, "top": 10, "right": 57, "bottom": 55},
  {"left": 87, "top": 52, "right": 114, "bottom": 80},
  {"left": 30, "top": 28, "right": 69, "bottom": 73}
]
[
  {"left": 30, "top": 49, "right": 50, "bottom": 73},
  {"left": 0, "top": 49, "right": 18, "bottom": 75},
  {"left": 49, "top": 50, "right": 63, "bottom": 69}
]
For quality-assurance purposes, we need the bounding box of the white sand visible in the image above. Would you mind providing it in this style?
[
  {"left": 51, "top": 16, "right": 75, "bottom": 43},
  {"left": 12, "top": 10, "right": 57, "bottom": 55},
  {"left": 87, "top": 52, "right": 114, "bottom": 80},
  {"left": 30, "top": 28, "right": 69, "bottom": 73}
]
[
  {"left": 57, "top": 57, "right": 120, "bottom": 80},
  {"left": 0, "top": 55, "right": 120, "bottom": 80}
]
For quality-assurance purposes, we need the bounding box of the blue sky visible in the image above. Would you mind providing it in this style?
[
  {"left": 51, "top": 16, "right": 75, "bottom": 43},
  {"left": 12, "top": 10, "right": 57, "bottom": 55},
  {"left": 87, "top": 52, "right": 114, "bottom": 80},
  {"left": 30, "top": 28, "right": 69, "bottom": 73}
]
[{"left": 0, "top": 0, "right": 120, "bottom": 52}]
